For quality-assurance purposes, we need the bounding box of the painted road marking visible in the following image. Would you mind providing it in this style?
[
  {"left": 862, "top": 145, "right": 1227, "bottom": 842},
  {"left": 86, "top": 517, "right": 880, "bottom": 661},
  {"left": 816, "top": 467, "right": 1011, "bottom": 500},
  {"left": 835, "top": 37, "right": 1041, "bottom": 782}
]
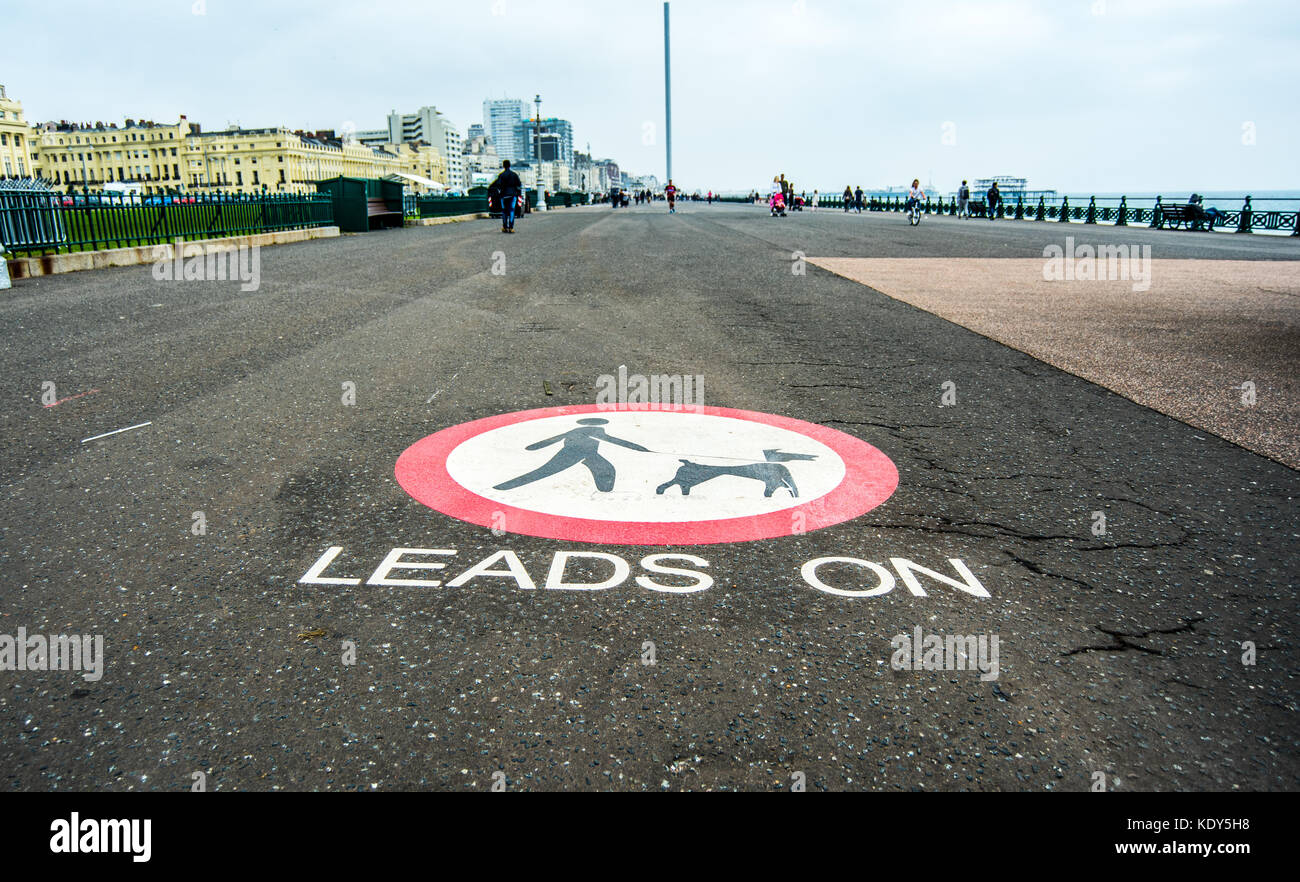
[
  {"left": 80, "top": 421, "right": 152, "bottom": 444},
  {"left": 395, "top": 404, "right": 898, "bottom": 544},
  {"left": 43, "top": 389, "right": 101, "bottom": 409},
  {"left": 426, "top": 371, "right": 460, "bottom": 404},
  {"left": 298, "top": 546, "right": 990, "bottom": 600}
]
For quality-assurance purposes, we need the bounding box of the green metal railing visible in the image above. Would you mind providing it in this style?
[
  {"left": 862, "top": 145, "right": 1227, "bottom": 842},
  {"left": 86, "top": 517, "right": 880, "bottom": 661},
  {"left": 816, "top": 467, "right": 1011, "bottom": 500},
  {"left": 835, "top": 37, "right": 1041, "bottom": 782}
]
[
  {"left": 542, "top": 192, "right": 590, "bottom": 208},
  {"left": 0, "top": 188, "right": 335, "bottom": 256},
  {"left": 415, "top": 194, "right": 489, "bottom": 218}
]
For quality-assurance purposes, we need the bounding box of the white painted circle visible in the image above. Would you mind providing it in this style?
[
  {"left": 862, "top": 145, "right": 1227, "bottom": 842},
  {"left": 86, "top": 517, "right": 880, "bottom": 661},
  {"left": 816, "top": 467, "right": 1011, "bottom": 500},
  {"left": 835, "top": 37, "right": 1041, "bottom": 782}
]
[{"left": 444, "top": 410, "right": 846, "bottom": 523}]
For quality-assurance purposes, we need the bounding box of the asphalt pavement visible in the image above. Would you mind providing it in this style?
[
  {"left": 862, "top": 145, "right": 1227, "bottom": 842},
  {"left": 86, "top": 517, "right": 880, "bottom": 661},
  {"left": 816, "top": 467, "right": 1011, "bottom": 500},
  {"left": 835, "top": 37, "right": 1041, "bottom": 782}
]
[{"left": 1, "top": 203, "right": 1295, "bottom": 791}]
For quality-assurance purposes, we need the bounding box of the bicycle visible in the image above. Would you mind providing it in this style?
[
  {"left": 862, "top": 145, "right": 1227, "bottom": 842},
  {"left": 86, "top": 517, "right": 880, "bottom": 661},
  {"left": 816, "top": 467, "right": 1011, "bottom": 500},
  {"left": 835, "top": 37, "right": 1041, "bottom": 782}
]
[{"left": 907, "top": 199, "right": 922, "bottom": 226}]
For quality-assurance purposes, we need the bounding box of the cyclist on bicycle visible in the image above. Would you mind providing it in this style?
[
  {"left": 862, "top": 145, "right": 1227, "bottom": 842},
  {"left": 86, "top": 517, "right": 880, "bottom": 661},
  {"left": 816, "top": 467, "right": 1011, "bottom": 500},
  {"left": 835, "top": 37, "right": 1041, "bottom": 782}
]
[{"left": 905, "top": 179, "right": 925, "bottom": 216}]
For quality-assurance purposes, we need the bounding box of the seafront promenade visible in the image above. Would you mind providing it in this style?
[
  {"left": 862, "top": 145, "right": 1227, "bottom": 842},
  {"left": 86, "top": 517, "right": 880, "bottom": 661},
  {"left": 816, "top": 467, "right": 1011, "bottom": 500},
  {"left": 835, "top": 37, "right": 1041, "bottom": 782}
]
[{"left": 1, "top": 203, "right": 1295, "bottom": 791}]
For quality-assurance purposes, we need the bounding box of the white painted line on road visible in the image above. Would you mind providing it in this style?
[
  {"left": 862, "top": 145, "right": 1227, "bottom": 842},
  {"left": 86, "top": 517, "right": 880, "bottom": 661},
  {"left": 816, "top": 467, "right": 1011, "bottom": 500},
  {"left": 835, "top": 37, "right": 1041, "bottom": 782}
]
[
  {"left": 427, "top": 371, "right": 460, "bottom": 404},
  {"left": 80, "top": 421, "right": 152, "bottom": 444}
]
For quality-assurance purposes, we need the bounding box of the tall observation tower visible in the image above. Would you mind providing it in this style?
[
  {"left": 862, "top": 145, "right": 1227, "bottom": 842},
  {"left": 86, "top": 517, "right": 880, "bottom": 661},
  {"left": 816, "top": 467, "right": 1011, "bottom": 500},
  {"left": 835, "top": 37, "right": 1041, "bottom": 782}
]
[{"left": 664, "top": 2, "right": 672, "bottom": 183}]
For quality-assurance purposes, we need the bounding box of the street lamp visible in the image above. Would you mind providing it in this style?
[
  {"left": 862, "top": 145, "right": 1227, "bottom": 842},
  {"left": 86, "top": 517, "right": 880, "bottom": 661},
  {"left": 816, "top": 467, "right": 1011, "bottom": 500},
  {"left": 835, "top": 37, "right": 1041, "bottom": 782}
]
[{"left": 534, "top": 94, "right": 547, "bottom": 212}]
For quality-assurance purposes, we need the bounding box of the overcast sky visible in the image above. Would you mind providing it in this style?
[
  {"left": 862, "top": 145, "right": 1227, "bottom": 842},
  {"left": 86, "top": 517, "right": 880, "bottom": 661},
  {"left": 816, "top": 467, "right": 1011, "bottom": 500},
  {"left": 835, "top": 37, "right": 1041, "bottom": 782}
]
[{"left": 5, "top": 0, "right": 1297, "bottom": 193}]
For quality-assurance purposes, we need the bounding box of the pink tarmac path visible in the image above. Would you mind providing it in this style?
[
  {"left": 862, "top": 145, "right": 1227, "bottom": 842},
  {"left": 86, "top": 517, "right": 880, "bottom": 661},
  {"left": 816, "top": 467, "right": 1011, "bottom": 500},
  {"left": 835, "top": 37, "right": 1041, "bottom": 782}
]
[{"left": 810, "top": 257, "right": 1300, "bottom": 469}]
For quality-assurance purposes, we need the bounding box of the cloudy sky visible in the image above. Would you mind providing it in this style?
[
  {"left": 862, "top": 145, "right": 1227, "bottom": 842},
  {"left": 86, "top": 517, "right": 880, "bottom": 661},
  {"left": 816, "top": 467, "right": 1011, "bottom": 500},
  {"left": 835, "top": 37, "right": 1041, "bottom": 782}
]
[{"left": 5, "top": 0, "right": 1297, "bottom": 193}]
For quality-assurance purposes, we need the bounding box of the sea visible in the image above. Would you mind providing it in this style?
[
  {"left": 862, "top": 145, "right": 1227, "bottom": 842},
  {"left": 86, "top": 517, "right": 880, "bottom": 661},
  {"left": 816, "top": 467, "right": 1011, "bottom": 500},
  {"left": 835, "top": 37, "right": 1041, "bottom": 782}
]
[{"left": 728, "top": 189, "right": 1299, "bottom": 213}]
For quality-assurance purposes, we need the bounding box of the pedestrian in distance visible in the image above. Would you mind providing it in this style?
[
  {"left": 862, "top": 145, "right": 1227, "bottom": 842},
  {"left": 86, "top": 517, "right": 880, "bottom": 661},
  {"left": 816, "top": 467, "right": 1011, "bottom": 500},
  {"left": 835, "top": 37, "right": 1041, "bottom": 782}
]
[
  {"left": 986, "top": 181, "right": 1002, "bottom": 220},
  {"left": 769, "top": 176, "right": 787, "bottom": 217},
  {"left": 854, "top": 186, "right": 864, "bottom": 213},
  {"left": 811, "top": 189, "right": 819, "bottom": 211},
  {"left": 665, "top": 180, "right": 678, "bottom": 213},
  {"left": 843, "top": 185, "right": 853, "bottom": 212},
  {"left": 957, "top": 179, "right": 970, "bottom": 218},
  {"left": 491, "top": 159, "right": 522, "bottom": 234}
]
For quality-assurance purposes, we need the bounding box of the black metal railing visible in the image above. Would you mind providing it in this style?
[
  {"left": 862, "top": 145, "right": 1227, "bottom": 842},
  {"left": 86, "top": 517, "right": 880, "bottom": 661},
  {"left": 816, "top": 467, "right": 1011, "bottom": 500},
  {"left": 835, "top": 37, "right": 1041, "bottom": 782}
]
[{"left": 789, "top": 192, "right": 1299, "bottom": 236}]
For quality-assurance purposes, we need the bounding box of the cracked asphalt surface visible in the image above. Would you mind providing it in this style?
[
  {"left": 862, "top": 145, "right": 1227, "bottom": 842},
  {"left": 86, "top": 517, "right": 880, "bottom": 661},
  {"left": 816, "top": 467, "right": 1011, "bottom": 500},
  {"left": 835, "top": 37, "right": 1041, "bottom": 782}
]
[{"left": 1, "top": 203, "right": 1296, "bottom": 791}]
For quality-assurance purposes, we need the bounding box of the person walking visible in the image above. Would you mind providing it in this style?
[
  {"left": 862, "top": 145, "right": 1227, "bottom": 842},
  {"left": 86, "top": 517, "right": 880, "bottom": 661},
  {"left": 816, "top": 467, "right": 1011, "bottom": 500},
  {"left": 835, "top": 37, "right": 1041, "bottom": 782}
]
[
  {"left": 769, "top": 175, "right": 785, "bottom": 215},
  {"left": 843, "top": 185, "right": 853, "bottom": 212},
  {"left": 491, "top": 160, "right": 522, "bottom": 233},
  {"left": 854, "top": 186, "right": 864, "bottom": 213},
  {"left": 811, "top": 189, "right": 820, "bottom": 211},
  {"left": 957, "top": 179, "right": 970, "bottom": 218},
  {"left": 665, "top": 180, "right": 678, "bottom": 213},
  {"left": 986, "top": 181, "right": 1002, "bottom": 220}
]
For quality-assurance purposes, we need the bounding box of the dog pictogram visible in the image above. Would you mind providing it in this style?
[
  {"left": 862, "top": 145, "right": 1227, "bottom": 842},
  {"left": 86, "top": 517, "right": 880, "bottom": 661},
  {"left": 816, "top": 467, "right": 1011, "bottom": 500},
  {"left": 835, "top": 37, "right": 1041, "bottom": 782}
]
[{"left": 655, "top": 449, "right": 819, "bottom": 498}]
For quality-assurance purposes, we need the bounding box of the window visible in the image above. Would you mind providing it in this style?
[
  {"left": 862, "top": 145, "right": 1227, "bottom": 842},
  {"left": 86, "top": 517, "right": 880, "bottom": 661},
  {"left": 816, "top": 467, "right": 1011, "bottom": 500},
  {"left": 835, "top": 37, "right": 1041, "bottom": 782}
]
[
  {"left": 252, "top": 171, "right": 259, "bottom": 185},
  {"left": 236, "top": 171, "right": 242, "bottom": 185}
]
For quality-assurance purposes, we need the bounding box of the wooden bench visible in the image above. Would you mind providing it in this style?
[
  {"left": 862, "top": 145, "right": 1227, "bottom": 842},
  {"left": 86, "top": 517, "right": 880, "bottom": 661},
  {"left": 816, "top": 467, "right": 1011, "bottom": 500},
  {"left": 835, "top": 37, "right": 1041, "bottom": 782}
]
[
  {"left": 366, "top": 198, "right": 402, "bottom": 229},
  {"left": 1157, "top": 203, "right": 1214, "bottom": 231}
]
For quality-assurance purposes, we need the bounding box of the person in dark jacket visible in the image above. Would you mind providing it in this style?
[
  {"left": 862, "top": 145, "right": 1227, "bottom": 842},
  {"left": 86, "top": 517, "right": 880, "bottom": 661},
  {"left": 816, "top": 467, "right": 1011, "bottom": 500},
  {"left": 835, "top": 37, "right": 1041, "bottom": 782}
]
[
  {"left": 986, "top": 181, "right": 1002, "bottom": 220},
  {"left": 491, "top": 160, "right": 522, "bottom": 233}
]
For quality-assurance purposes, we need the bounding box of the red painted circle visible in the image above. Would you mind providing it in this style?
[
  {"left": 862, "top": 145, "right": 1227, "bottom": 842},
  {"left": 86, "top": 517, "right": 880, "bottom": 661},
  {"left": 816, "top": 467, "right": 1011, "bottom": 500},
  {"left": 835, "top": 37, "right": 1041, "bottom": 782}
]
[{"left": 394, "top": 404, "right": 898, "bottom": 545}]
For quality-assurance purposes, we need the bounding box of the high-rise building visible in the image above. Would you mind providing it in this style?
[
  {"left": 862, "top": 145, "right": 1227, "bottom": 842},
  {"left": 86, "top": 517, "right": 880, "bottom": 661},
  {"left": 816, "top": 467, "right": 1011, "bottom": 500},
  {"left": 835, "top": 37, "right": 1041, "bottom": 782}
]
[
  {"left": 0, "top": 85, "right": 35, "bottom": 179},
  {"left": 357, "top": 106, "right": 466, "bottom": 190},
  {"left": 483, "top": 98, "right": 528, "bottom": 163},
  {"left": 516, "top": 117, "right": 573, "bottom": 166}
]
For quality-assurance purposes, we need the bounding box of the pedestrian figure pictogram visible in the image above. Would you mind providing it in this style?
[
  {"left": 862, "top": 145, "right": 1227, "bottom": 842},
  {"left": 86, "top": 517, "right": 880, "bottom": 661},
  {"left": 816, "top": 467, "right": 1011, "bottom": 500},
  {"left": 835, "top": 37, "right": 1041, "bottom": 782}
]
[{"left": 493, "top": 418, "right": 650, "bottom": 492}]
